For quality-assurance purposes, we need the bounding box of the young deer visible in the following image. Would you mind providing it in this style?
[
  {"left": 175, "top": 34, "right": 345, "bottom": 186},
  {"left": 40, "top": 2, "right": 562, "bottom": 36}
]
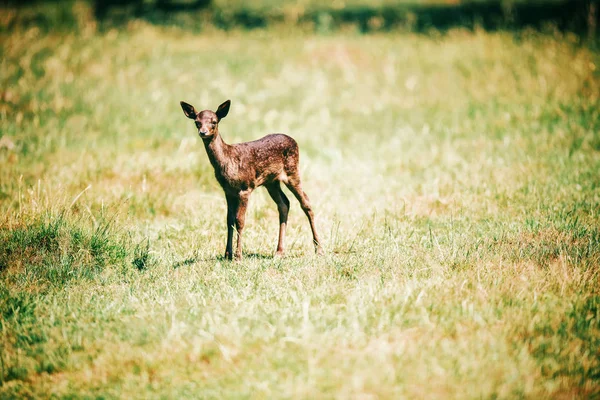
[{"left": 180, "top": 99, "right": 322, "bottom": 260}]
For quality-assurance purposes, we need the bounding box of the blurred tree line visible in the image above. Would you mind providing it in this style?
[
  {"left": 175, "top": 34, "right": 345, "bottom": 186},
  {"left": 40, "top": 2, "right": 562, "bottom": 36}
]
[
  {"left": 92, "top": 0, "right": 211, "bottom": 20},
  {"left": 3, "top": 0, "right": 599, "bottom": 36}
]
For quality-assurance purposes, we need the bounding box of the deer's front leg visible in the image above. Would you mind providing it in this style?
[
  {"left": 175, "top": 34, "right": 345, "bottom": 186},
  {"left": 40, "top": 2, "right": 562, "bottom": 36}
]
[
  {"left": 234, "top": 189, "right": 251, "bottom": 260},
  {"left": 225, "top": 195, "right": 238, "bottom": 260}
]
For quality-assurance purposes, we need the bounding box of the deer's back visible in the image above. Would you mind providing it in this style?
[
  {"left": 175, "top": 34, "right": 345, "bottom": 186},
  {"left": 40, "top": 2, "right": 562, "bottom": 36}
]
[
  {"left": 222, "top": 134, "right": 300, "bottom": 191},
  {"left": 237, "top": 134, "right": 297, "bottom": 160}
]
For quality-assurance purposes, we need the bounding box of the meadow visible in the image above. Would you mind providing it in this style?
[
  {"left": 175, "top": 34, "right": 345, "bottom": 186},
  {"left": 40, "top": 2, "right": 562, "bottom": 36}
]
[{"left": 1, "top": 2, "right": 600, "bottom": 398}]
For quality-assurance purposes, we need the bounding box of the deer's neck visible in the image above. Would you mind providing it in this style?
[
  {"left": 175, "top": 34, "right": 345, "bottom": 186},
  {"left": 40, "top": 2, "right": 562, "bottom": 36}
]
[{"left": 203, "top": 133, "right": 233, "bottom": 175}]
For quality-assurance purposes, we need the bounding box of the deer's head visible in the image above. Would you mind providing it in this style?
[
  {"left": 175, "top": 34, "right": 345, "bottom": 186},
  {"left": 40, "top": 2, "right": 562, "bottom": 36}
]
[{"left": 180, "top": 100, "right": 231, "bottom": 139}]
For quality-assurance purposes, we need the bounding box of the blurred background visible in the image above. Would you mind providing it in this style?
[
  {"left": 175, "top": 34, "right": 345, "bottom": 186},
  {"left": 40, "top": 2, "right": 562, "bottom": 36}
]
[{"left": 1, "top": 0, "right": 599, "bottom": 35}]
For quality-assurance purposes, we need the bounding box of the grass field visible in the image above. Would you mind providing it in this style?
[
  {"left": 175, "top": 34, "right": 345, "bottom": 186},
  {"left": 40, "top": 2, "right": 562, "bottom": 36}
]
[{"left": 1, "top": 3, "right": 600, "bottom": 398}]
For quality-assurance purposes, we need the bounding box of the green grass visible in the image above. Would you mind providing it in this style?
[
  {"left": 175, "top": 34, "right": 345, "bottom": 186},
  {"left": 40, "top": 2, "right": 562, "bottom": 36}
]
[{"left": 1, "top": 4, "right": 600, "bottom": 397}]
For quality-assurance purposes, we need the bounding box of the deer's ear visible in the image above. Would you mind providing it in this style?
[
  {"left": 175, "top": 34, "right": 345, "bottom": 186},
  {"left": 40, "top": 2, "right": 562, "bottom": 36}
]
[
  {"left": 180, "top": 101, "right": 196, "bottom": 119},
  {"left": 216, "top": 100, "right": 231, "bottom": 120}
]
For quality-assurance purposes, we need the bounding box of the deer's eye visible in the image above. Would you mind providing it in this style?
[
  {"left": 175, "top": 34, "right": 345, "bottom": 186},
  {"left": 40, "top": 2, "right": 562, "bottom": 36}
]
[{"left": 195, "top": 122, "right": 201, "bottom": 128}]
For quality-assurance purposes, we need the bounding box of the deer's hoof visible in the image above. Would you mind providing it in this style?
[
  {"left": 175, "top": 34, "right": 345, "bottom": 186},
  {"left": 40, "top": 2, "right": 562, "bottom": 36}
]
[{"left": 274, "top": 249, "right": 285, "bottom": 258}]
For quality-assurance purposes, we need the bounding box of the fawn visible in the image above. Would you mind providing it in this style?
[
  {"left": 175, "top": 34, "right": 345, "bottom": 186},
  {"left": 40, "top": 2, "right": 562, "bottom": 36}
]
[{"left": 180, "top": 99, "right": 322, "bottom": 260}]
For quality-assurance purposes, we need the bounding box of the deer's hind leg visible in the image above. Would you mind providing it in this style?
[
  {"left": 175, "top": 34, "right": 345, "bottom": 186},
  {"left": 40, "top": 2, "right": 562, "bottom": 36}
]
[
  {"left": 266, "top": 182, "right": 290, "bottom": 256},
  {"left": 284, "top": 176, "right": 323, "bottom": 255}
]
